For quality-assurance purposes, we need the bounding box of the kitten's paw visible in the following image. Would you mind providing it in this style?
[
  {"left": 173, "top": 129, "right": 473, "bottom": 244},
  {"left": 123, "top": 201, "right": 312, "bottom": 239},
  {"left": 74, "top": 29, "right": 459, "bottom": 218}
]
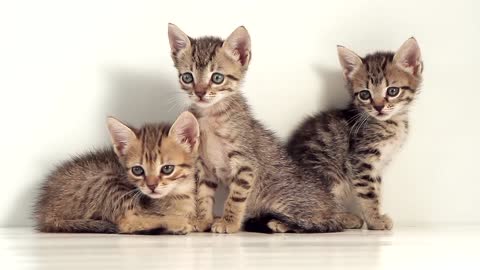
[
  {"left": 193, "top": 219, "right": 213, "bottom": 232},
  {"left": 211, "top": 218, "right": 241, "bottom": 234},
  {"left": 367, "top": 214, "right": 393, "bottom": 230},
  {"left": 167, "top": 222, "right": 192, "bottom": 235},
  {"left": 267, "top": 220, "right": 289, "bottom": 233},
  {"left": 335, "top": 212, "right": 364, "bottom": 229},
  {"left": 118, "top": 223, "right": 135, "bottom": 234}
]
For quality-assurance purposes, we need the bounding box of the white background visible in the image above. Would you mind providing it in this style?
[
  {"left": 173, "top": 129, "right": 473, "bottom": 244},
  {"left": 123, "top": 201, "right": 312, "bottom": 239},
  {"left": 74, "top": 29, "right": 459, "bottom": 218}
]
[{"left": 0, "top": 0, "right": 479, "bottom": 227}]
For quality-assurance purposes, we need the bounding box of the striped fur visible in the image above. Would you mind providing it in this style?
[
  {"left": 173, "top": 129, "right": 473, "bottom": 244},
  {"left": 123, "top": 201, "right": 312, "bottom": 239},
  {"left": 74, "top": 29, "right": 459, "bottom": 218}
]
[
  {"left": 34, "top": 114, "right": 199, "bottom": 234},
  {"left": 169, "top": 24, "right": 342, "bottom": 234},
  {"left": 287, "top": 38, "right": 423, "bottom": 230}
]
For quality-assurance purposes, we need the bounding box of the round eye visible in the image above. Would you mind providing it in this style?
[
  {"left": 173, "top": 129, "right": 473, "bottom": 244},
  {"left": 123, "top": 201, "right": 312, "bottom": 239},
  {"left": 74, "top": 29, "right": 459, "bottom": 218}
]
[
  {"left": 358, "top": 90, "right": 371, "bottom": 101},
  {"left": 131, "top": 166, "right": 145, "bottom": 177},
  {"left": 161, "top": 165, "right": 175, "bottom": 175},
  {"left": 211, "top": 73, "right": 224, "bottom": 84},
  {"left": 181, "top": 72, "right": 194, "bottom": 84},
  {"left": 387, "top": 87, "right": 400, "bottom": 97}
]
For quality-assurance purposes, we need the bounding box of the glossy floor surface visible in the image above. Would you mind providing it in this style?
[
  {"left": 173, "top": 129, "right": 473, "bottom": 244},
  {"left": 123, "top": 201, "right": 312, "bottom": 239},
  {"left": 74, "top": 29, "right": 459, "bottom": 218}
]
[{"left": 1, "top": 226, "right": 478, "bottom": 269}]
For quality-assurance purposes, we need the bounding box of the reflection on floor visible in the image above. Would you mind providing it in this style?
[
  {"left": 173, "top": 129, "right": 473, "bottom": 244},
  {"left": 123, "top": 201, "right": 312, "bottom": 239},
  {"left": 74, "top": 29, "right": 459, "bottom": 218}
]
[{"left": 1, "top": 226, "right": 479, "bottom": 270}]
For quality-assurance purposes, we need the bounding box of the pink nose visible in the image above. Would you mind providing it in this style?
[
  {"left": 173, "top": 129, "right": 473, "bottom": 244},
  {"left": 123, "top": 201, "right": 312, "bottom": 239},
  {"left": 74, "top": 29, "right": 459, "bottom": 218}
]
[
  {"left": 374, "top": 104, "right": 385, "bottom": 112},
  {"left": 194, "top": 90, "right": 206, "bottom": 98},
  {"left": 147, "top": 183, "right": 157, "bottom": 192}
]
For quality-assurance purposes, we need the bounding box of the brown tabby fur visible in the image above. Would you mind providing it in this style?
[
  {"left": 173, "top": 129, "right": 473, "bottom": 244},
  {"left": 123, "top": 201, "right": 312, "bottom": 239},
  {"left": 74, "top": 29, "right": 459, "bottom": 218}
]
[
  {"left": 168, "top": 24, "right": 344, "bottom": 233},
  {"left": 34, "top": 113, "right": 199, "bottom": 234},
  {"left": 287, "top": 38, "right": 423, "bottom": 230}
]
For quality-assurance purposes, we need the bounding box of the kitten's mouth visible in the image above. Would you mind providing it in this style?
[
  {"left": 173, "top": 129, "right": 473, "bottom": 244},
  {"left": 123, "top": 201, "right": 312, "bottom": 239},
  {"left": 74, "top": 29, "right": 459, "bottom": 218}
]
[
  {"left": 374, "top": 112, "right": 391, "bottom": 120},
  {"left": 145, "top": 191, "right": 166, "bottom": 199},
  {"left": 193, "top": 98, "right": 213, "bottom": 107}
]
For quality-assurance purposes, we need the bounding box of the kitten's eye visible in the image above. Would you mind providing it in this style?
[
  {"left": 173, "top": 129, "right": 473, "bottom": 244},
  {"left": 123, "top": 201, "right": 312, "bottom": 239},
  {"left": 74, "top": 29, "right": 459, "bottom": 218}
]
[
  {"left": 358, "top": 90, "right": 371, "bottom": 101},
  {"left": 181, "top": 72, "right": 194, "bottom": 84},
  {"left": 131, "top": 166, "right": 145, "bottom": 177},
  {"left": 211, "top": 73, "right": 224, "bottom": 84},
  {"left": 387, "top": 87, "right": 400, "bottom": 97},
  {"left": 161, "top": 165, "right": 175, "bottom": 175}
]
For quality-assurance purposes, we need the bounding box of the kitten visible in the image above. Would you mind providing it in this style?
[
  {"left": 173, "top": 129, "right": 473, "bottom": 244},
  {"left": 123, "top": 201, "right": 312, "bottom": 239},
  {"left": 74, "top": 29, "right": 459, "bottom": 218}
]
[
  {"left": 287, "top": 38, "right": 423, "bottom": 230},
  {"left": 168, "top": 24, "right": 344, "bottom": 233},
  {"left": 34, "top": 112, "right": 200, "bottom": 234}
]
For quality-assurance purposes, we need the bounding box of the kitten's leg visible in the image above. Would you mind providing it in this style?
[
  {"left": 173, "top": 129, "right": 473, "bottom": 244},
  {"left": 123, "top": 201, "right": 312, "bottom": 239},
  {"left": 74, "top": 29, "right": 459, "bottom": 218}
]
[
  {"left": 329, "top": 180, "right": 364, "bottom": 229},
  {"left": 334, "top": 212, "right": 364, "bottom": 229},
  {"left": 352, "top": 175, "right": 392, "bottom": 230},
  {"left": 211, "top": 158, "right": 256, "bottom": 234},
  {"left": 117, "top": 211, "right": 192, "bottom": 235},
  {"left": 194, "top": 159, "right": 217, "bottom": 232}
]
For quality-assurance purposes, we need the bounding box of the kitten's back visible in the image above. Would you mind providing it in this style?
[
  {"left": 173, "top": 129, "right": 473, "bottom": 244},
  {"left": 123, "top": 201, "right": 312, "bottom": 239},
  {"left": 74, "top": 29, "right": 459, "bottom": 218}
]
[{"left": 34, "top": 148, "right": 128, "bottom": 232}]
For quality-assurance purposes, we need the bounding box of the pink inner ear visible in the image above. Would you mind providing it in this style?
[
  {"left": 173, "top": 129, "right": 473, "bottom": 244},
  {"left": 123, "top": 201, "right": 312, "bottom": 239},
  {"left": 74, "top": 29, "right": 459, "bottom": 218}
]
[
  {"left": 235, "top": 41, "right": 249, "bottom": 66},
  {"left": 180, "top": 126, "right": 197, "bottom": 149},
  {"left": 115, "top": 142, "right": 127, "bottom": 155},
  {"left": 404, "top": 52, "right": 418, "bottom": 68},
  {"left": 173, "top": 39, "right": 187, "bottom": 53}
]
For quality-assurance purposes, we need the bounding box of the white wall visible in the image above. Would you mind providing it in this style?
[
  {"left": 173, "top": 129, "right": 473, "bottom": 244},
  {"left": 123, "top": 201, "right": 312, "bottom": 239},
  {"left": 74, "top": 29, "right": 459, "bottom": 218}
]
[{"left": 1, "top": 0, "right": 479, "bottom": 227}]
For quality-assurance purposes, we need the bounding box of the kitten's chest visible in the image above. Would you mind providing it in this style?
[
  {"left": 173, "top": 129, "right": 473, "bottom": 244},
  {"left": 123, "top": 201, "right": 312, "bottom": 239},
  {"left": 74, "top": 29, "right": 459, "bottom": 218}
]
[
  {"left": 366, "top": 120, "right": 408, "bottom": 176},
  {"left": 198, "top": 117, "right": 234, "bottom": 180}
]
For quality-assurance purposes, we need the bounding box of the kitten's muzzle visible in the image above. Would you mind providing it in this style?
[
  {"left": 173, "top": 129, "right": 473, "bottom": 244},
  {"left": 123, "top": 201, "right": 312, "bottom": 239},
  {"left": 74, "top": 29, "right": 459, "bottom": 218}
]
[
  {"left": 147, "top": 183, "right": 158, "bottom": 192},
  {"left": 373, "top": 104, "right": 385, "bottom": 113},
  {"left": 194, "top": 85, "right": 208, "bottom": 99}
]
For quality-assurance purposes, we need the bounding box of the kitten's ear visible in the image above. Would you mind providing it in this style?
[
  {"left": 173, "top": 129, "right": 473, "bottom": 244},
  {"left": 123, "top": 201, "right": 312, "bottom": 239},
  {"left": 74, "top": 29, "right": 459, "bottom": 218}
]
[
  {"left": 168, "top": 23, "right": 191, "bottom": 56},
  {"left": 169, "top": 111, "right": 200, "bottom": 153},
  {"left": 337, "top": 45, "right": 363, "bottom": 80},
  {"left": 223, "top": 26, "right": 251, "bottom": 66},
  {"left": 107, "top": 117, "right": 137, "bottom": 156},
  {"left": 393, "top": 37, "right": 422, "bottom": 76}
]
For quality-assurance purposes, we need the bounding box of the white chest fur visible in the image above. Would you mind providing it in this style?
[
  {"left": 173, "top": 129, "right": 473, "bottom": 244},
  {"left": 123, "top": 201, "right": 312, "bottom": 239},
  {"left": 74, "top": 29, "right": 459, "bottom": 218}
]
[
  {"left": 369, "top": 120, "right": 408, "bottom": 177},
  {"left": 198, "top": 117, "right": 232, "bottom": 181}
]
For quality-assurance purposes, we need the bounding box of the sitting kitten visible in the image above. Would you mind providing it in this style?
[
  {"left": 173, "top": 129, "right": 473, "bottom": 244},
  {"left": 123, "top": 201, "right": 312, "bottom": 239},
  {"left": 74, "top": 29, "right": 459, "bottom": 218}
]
[
  {"left": 287, "top": 38, "right": 423, "bottom": 230},
  {"left": 168, "top": 24, "right": 344, "bottom": 233},
  {"left": 34, "top": 112, "right": 200, "bottom": 234}
]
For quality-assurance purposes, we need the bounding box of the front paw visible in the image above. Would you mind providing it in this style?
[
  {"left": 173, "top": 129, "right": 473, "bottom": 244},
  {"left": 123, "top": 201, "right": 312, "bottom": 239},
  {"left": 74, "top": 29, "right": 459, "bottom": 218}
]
[
  {"left": 193, "top": 218, "right": 213, "bottom": 232},
  {"left": 211, "top": 218, "right": 241, "bottom": 234},
  {"left": 366, "top": 214, "right": 393, "bottom": 230},
  {"left": 167, "top": 222, "right": 193, "bottom": 235}
]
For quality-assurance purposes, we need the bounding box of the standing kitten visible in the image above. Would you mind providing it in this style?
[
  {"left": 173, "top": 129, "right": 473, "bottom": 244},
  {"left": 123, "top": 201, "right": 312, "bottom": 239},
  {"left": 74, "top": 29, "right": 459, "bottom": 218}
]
[
  {"left": 287, "top": 38, "right": 423, "bottom": 230},
  {"left": 168, "top": 24, "right": 343, "bottom": 233},
  {"left": 35, "top": 112, "right": 200, "bottom": 234}
]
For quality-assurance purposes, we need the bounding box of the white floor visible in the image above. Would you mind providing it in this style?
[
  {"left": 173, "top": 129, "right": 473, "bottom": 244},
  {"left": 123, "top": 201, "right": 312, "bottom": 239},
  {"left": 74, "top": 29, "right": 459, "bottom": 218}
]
[{"left": 0, "top": 226, "right": 479, "bottom": 270}]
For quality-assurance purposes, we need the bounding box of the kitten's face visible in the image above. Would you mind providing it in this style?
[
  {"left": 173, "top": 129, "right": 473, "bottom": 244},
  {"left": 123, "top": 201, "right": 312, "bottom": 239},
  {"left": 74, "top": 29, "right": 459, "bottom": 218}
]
[
  {"left": 338, "top": 38, "right": 423, "bottom": 121},
  {"left": 107, "top": 112, "right": 199, "bottom": 199},
  {"left": 168, "top": 24, "right": 251, "bottom": 108}
]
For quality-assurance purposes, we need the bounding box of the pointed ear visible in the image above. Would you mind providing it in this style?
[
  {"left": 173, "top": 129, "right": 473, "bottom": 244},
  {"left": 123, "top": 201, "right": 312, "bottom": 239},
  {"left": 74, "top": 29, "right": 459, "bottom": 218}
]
[
  {"left": 107, "top": 117, "right": 137, "bottom": 156},
  {"left": 169, "top": 111, "right": 200, "bottom": 153},
  {"left": 337, "top": 45, "right": 363, "bottom": 80},
  {"left": 393, "top": 37, "right": 422, "bottom": 76},
  {"left": 223, "top": 26, "right": 251, "bottom": 66},
  {"left": 168, "top": 23, "right": 191, "bottom": 56}
]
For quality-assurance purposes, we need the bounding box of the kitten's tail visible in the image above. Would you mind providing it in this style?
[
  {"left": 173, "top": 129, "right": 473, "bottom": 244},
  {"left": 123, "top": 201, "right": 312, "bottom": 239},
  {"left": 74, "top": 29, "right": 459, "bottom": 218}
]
[
  {"left": 37, "top": 219, "right": 118, "bottom": 234},
  {"left": 243, "top": 212, "right": 343, "bottom": 234}
]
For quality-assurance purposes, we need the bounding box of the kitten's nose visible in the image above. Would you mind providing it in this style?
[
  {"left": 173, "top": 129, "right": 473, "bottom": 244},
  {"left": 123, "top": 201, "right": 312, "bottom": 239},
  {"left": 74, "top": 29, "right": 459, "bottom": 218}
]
[
  {"left": 194, "top": 90, "right": 206, "bottom": 98},
  {"left": 147, "top": 183, "right": 158, "bottom": 192},
  {"left": 374, "top": 104, "right": 385, "bottom": 112}
]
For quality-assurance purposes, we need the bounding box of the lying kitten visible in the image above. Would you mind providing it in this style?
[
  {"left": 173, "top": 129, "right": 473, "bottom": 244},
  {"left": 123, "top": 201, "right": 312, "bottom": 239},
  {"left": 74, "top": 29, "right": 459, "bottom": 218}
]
[
  {"left": 34, "top": 112, "right": 199, "bottom": 234},
  {"left": 168, "top": 24, "right": 345, "bottom": 233},
  {"left": 287, "top": 38, "right": 423, "bottom": 230}
]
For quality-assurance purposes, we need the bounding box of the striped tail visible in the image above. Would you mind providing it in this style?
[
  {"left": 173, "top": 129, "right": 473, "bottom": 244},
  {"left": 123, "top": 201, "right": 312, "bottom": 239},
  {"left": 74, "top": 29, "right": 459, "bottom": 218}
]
[
  {"left": 37, "top": 219, "right": 118, "bottom": 234},
  {"left": 244, "top": 212, "right": 343, "bottom": 233}
]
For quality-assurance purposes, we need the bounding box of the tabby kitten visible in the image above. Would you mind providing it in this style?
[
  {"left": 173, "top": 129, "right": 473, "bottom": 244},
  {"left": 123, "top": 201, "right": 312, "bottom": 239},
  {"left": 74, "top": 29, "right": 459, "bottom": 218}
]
[
  {"left": 35, "top": 112, "right": 200, "bottom": 234},
  {"left": 287, "top": 38, "right": 423, "bottom": 230},
  {"left": 168, "top": 24, "right": 344, "bottom": 233}
]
